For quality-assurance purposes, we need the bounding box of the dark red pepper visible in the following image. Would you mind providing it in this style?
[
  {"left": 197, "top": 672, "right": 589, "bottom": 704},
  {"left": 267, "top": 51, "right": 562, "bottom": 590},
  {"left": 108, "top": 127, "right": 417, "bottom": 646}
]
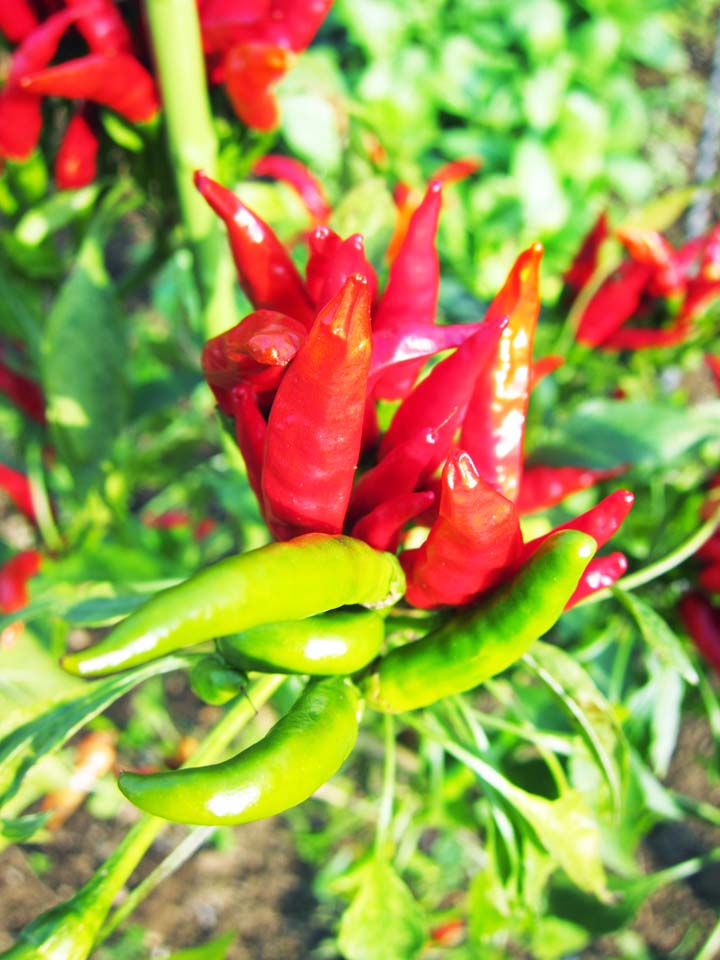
[
  {"left": 679, "top": 591, "right": 720, "bottom": 675},
  {"left": 0, "top": 351, "right": 45, "bottom": 423},
  {"left": 574, "top": 260, "right": 652, "bottom": 348},
  {"left": 563, "top": 211, "right": 608, "bottom": 291},
  {"left": 0, "top": 463, "right": 36, "bottom": 521},
  {"left": 54, "top": 104, "right": 99, "bottom": 190},
  {"left": 0, "top": 0, "right": 38, "bottom": 42},
  {"left": 351, "top": 490, "right": 435, "bottom": 553}
]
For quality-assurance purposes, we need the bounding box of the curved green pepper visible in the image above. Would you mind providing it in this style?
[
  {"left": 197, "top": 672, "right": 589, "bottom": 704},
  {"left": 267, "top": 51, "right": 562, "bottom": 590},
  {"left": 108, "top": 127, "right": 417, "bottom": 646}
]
[
  {"left": 363, "top": 529, "right": 596, "bottom": 713},
  {"left": 61, "top": 534, "right": 405, "bottom": 677},
  {"left": 217, "top": 609, "right": 385, "bottom": 675},
  {"left": 189, "top": 654, "right": 248, "bottom": 705},
  {"left": 118, "top": 676, "right": 360, "bottom": 825}
]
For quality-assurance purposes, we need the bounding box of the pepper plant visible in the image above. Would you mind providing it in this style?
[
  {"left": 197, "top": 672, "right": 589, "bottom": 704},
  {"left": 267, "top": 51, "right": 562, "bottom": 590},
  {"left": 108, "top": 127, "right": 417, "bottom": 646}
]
[{"left": 1, "top": 2, "right": 719, "bottom": 959}]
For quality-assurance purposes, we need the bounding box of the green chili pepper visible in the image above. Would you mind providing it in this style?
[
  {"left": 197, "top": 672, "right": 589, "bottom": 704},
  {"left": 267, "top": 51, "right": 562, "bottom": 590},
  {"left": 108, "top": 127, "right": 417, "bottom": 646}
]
[
  {"left": 217, "top": 608, "right": 385, "bottom": 675},
  {"left": 363, "top": 529, "right": 596, "bottom": 713},
  {"left": 61, "top": 534, "right": 405, "bottom": 678},
  {"left": 189, "top": 654, "right": 248, "bottom": 705},
  {"left": 118, "top": 676, "right": 360, "bottom": 825}
]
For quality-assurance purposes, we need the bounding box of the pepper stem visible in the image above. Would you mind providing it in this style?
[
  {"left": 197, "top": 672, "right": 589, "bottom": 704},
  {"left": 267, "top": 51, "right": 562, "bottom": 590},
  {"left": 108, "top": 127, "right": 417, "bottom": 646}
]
[{"left": 144, "top": 0, "right": 236, "bottom": 339}]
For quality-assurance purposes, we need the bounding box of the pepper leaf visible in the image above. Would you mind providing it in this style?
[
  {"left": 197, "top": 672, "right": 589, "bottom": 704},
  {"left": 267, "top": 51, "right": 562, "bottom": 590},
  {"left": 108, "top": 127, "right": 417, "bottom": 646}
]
[
  {"left": 0, "top": 654, "right": 191, "bottom": 807},
  {"left": 613, "top": 589, "right": 699, "bottom": 684},
  {"left": 523, "top": 641, "right": 624, "bottom": 815},
  {"left": 337, "top": 857, "right": 427, "bottom": 960},
  {"left": 41, "top": 201, "right": 129, "bottom": 492},
  {"left": 164, "top": 933, "right": 236, "bottom": 960}
]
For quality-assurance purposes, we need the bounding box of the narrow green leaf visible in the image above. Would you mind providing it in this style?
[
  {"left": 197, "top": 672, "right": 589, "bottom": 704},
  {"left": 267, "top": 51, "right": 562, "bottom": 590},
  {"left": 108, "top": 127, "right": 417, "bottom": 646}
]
[
  {"left": 523, "top": 641, "right": 623, "bottom": 814},
  {"left": 338, "top": 858, "right": 427, "bottom": 960},
  {"left": 0, "top": 655, "right": 191, "bottom": 806},
  {"left": 15, "top": 185, "right": 99, "bottom": 245},
  {"left": 164, "top": 933, "right": 236, "bottom": 960},
  {"left": 614, "top": 589, "right": 698, "bottom": 684},
  {"left": 1, "top": 812, "right": 50, "bottom": 842}
]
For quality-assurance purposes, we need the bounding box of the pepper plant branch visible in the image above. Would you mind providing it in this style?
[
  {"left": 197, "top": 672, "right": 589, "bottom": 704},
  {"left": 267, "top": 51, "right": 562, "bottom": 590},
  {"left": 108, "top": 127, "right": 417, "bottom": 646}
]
[
  {"left": 144, "top": 0, "right": 236, "bottom": 339},
  {"left": 375, "top": 713, "right": 397, "bottom": 855}
]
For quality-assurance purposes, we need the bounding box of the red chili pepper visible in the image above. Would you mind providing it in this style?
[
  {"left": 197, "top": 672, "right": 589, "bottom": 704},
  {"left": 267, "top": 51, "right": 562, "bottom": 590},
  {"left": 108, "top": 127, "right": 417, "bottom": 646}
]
[
  {"left": 0, "top": 0, "right": 38, "bottom": 42},
  {"left": 231, "top": 383, "right": 267, "bottom": 505},
  {"left": 54, "top": 104, "right": 99, "bottom": 190},
  {"left": 563, "top": 211, "right": 608, "bottom": 291},
  {"left": 600, "top": 315, "right": 694, "bottom": 351},
  {"left": 62, "top": 0, "right": 132, "bottom": 55},
  {"left": 195, "top": 170, "right": 315, "bottom": 327},
  {"left": 529, "top": 353, "right": 564, "bottom": 388},
  {"left": 222, "top": 42, "right": 293, "bottom": 131},
  {"left": 378, "top": 313, "right": 508, "bottom": 477},
  {"left": 200, "top": 0, "right": 332, "bottom": 52},
  {"left": 347, "top": 426, "right": 442, "bottom": 527},
  {"left": 574, "top": 260, "right": 652, "bottom": 347},
  {"left": 679, "top": 591, "right": 720, "bottom": 674},
  {"left": 0, "top": 352, "right": 45, "bottom": 423},
  {"left": 305, "top": 226, "right": 342, "bottom": 305},
  {"left": 373, "top": 181, "right": 442, "bottom": 399},
  {"left": 252, "top": 154, "right": 331, "bottom": 223},
  {"left": 201, "top": 309, "right": 307, "bottom": 414},
  {"left": 21, "top": 51, "right": 159, "bottom": 123},
  {"left": 432, "top": 156, "right": 482, "bottom": 185},
  {"left": 518, "top": 489, "right": 635, "bottom": 565},
  {"left": 566, "top": 551, "right": 627, "bottom": 607},
  {"left": 316, "top": 233, "right": 378, "bottom": 309},
  {"left": 142, "top": 509, "right": 192, "bottom": 530},
  {"left": 0, "top": 549, "right": 41, "bottom": 613},
  {"left": 615, "top": 225, "right": 684, "bottom": 297},
  {"left": 517, "top": 464, "right": 627, "bottom": 514},
  {"left": 401, "top": 450, "right": 523, "bottom": 609},
  {"left": 0, "top": 463, "right": 36, "bottom": 521},
  {"left": 699, "top": 564, "right": 720, "bottom": 594},
  {"left": 460, "top": 243, "right": 543, "bottom": 502},
  {"left": 351, "top": 490, "right": 435, "bottom": 553},
  {"left": 262, "top": 275, "right": 372, "bottom": 539},
  {"left": 0, "top": 6, "right": 80, "bottom": 160}
]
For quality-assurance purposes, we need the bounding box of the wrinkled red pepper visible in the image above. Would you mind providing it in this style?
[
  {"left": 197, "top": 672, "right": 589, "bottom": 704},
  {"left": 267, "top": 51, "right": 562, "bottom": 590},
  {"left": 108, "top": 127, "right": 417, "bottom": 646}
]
[
  {"left": 460, "top": 243, "right": 543, "bottom": 502},
  {"left": 195, "top": 170, "right": 315, "bottom": 327},
  {"left": 402, "top": 450, "right": 523, "bottom": 609},
  {"left": 262, "top": 275, "right": 371, "bottom": 539}
]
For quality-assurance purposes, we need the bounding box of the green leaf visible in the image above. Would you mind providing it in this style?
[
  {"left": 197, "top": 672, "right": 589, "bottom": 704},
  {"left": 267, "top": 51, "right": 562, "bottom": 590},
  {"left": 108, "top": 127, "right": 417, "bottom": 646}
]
[
  {"left": 512, "top": 138, "right": 569, "bottom": 233},
  {"left": 279, "top": 93, "right": 342, "bottom": 174},
  {"left": 1, "top": 812, "right": 50, "bottom": 843},
  {"left": 338, "top": 858, "right": 427, "bottom": 960},
  {"left": 0, "top": 655, "right": 191, "bottom": 806},
  {"left": 15, "top": 185, "right": 99, "bottom": 246},
  {"left": 64, "top": 593, "right": 151, "bottom": 627},
  {"left": 613, "top": 590, "right": 698, "bottom": 684},
  {"left": 649, "top": 661, "right": 684, "bottom": 778},
  {"left": 41, "top": 211, "right": 128, "bottom": 490},
  {"left": 523, "top": 641, "right": 624, "bottom": 814},
  {"left": 330, "top": 178, "right": 395, "bottom": 265},
  {"left": 164, "top": 933, "right": 236, "bottom": 960}
]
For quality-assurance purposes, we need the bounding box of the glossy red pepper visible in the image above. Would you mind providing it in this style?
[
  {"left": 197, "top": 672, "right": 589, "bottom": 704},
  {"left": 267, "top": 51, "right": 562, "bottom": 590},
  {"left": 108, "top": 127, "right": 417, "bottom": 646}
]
[
  {"left": 305, "top": 226, "right": 342, "bottom": 305},
  {"left": 316, "top": 234, "right": 378, "bottom": 310},
  {"left": 566, "top": 551, "right": 627, "bottom": 607},
  {"left": 252, "top": 154, "right": 331, "bottom": 223},
  {"left": 222, "top": 43, "right": 293, "bottom": 131},
  {"left": 574, "top": 261, "right": 652, "bottom": 347},
  {"left": 679, "top": 591, "right": 720, "bottom": 674},
  {"left": 460, "top": 243, "right": 543, "bottom": 502},
  {"left": 230, "top": 383, "right": 267, "bottom": 504},
  {"left": 529, "top": 354, "right": 564, "bottom": 388},
  {"left": 351, "top": 490, "right": 435, "bottom": 553},
  {"left": 401, "top": 450, "right": 523, "bottom": 609},
  {"left": 195, "top": 170, "right": 315, "bottom": 327},
  {"left": 615, "top": 225, "right": 684, "bottom": 297},
  {"left": 21, "top": 51, "right": 159, "bottom": 123},
  {"left": 0, "top": 463, "right": 35, "bottom": 521},
  {"left": 54, "top": 104, "right": 99, "bottom": 190},
  {"left": 517, "top": 464, "right": 627, "bottom": 514},
  {"left": 262, "top": 275, "right": 372, "bottom": 539}
]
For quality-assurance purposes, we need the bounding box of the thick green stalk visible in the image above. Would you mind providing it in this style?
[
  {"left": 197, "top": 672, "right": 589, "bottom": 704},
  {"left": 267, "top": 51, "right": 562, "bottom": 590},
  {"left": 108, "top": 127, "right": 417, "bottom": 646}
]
[{"left": 144, "top": 0, "right": 236, "bottom": 338}]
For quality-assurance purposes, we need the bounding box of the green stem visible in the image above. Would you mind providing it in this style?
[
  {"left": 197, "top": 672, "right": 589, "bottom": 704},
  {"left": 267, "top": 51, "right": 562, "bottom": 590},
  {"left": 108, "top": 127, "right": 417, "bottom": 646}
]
[
  {"left": 375, "top": 714, "right": 396, "bottom": 855},
  {"left": 580, "top": 507, "right": 720, "bottom": 606},
  {"left": 144, "top": 0, "right": 236, "bottom": 339},
  {"left": 696, "top": 914, "right": 720, "bottom": 960}
]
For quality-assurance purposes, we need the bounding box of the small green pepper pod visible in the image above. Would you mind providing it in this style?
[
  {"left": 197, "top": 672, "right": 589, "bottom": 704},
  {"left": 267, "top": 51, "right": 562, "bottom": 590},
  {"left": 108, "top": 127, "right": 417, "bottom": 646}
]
[
  {"left": 363, "top": 529, "right": 597, "bottom": 713},
  {"left": 189, "top": 654, "right": 248, "bottom": 705},
  {"left": 61, "top": 534, "right": 405, "bottom": 677},
  {"left": 118, "top": 676, "right": 360, "bottom": 825},
  {"left": 217, "top": 609, "right": 385, "bottom": 675}
]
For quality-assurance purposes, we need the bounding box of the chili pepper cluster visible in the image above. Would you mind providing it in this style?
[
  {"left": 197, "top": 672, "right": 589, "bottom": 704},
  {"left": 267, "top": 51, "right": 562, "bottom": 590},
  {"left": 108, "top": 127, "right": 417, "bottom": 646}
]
[
  {"left": 567, "top": 212, "right": 720, "bottom": 350},
  {"left": 196, "top": 168, "right": 634, "bottom": 611},
  {"left": 0, "top": 0, "right": 158, "bottom": 188}
]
